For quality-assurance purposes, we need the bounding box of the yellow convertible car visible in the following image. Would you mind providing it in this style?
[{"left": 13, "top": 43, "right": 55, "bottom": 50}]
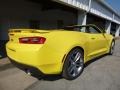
[{"left": 6, "top": 25, "right": 115, "bottom": 80}]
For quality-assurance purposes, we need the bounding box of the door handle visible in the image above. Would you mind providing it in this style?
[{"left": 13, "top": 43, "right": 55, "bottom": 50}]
[{"left": 91, "top": 37, "right": 95, "bottom": 40}]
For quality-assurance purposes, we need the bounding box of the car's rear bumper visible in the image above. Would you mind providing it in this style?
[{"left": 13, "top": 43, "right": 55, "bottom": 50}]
[
  {"left": 6, "top": 42, "right": 64, "bottom": 74},
  {"left": 9, "top": 58, "right": 44, "bottom": 77}
]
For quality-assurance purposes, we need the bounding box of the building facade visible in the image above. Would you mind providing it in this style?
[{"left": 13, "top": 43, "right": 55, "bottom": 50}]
[
  {"left": 0, "top": 0, "right": 120, "bottom": 41},
  {"left": 0, "top": 0, "right": 120, "bottom": 57}
]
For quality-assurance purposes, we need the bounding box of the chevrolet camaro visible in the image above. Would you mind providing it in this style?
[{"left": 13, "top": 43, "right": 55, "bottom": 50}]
[{"left": 6, "top": 25, "right": 115, "bottom": 80}]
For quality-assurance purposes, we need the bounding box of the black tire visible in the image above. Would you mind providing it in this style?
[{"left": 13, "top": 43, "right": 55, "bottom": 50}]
[
  {"left": 109, "top": 41, "right": 115, "bottom": 55},
  {"left": 62, "top": 48, "right": 84, "bottom": 80}
]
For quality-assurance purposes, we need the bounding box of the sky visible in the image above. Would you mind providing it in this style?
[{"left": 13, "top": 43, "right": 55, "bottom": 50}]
[{"left": 105, "top": 0, "right": 120, "bottom": 14}]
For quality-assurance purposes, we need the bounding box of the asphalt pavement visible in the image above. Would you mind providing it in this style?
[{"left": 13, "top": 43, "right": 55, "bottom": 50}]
[{"left": 0, "top": 40, "right": 120, "bottom": 90}]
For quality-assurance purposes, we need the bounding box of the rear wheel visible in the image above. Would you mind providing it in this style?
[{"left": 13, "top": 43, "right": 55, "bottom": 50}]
[
  {"left": 109, "top": 41, "right": 115, "bottom": 55},
  {"left": 62, "top": 48, "right": 84, "bottom": 80}
]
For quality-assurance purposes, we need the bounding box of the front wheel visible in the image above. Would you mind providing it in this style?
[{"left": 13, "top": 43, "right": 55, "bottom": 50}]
[
  {"left": 109, "top": 41, "right": 115, "bottom": 55},
  {"left": 62, "top": 48, "right": 84, "bottom": 80}
]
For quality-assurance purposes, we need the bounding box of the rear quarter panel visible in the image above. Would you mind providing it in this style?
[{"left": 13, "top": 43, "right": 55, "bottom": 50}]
[{"left": 45, "top": 31, "right": 89, "bottom": 62}]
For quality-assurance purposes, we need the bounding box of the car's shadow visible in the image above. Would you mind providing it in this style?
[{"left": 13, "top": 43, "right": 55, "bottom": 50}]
[
  {"left": 84, "top": 54, "right": 107, "bottom": 68},
  {"left": 38, "top": 75, "right": 62, "bottom": 81},
  {"left": 33, "top": 54, "right": 108, "bottom": 81}
]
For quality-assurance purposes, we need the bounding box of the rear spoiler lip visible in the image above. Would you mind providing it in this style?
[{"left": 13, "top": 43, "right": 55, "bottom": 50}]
[{"left": 9, "top": 29, "right": 50, "bottom": 33}]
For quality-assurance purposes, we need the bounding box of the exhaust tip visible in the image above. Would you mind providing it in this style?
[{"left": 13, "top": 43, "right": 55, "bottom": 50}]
[{"left": 26, "top": 70, "right": 32, "bottom": 76}]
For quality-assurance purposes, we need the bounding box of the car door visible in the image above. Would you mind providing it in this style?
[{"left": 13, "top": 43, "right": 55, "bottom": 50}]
[{"left": 85, "top": 26, "right": 108, "bottom": 59}]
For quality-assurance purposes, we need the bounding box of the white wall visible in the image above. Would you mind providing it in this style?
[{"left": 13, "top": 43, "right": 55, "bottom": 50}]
[
  {"left": 114, "top": 15, "right": 120, "bottom": 24},
  {"left": 54, "top": 0, "right": 89, "bottom": 11},
  {"left": 90, "top": 0, "right": 113, "bottom": 20}
]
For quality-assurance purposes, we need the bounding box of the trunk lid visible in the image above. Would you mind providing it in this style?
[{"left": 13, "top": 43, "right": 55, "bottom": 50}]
[{"left": 9, "top": 29, "right": 51, "bottom": 43}]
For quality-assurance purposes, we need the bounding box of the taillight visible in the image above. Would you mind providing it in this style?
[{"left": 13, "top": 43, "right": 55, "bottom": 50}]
[{"left": 19, "top": 37, "right": 46, "bottom": 44}]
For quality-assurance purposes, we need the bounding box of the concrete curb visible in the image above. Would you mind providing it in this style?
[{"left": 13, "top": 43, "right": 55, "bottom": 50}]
[
  {"left": 0, "top": 58, "right": 10, "bottom": 67},
  {"left": 114, "top": 37, "right": 120, "bottom": 40}
]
